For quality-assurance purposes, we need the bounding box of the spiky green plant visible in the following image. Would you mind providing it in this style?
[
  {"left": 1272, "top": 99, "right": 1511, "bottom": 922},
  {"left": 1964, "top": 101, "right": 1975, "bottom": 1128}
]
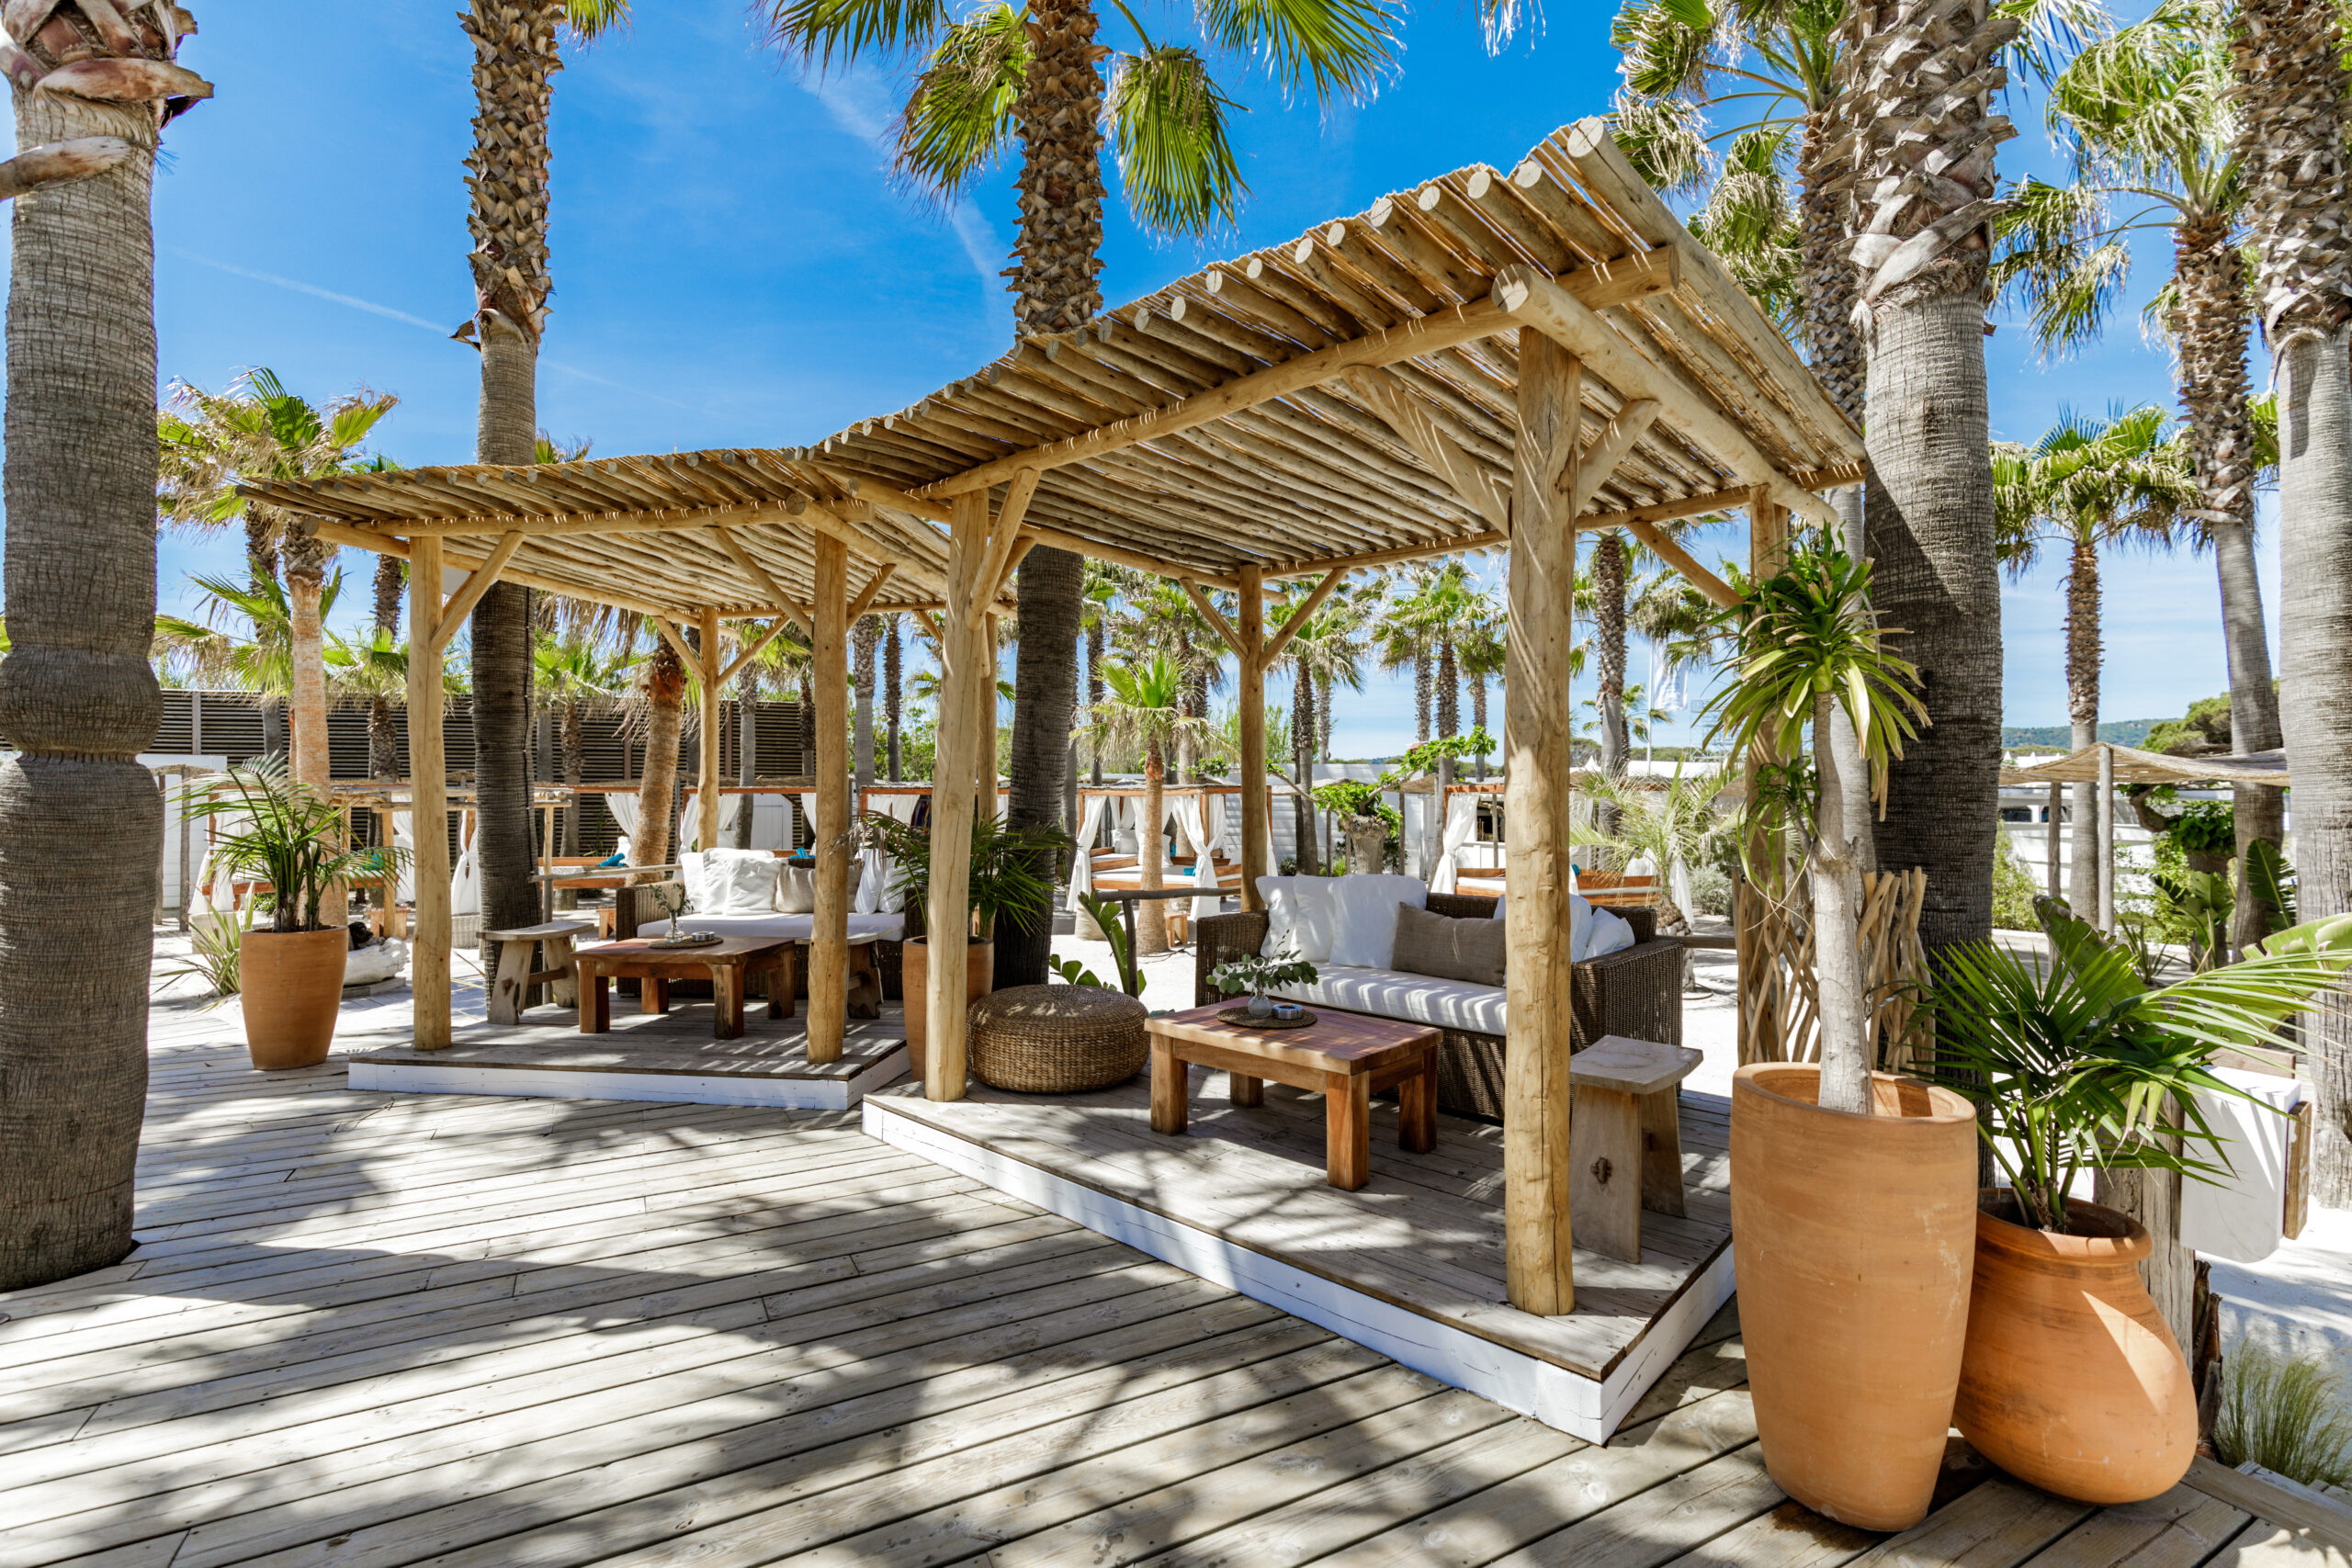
[{"left": 2214, "top": 1338, "right": 2352, "bottom": 1491}]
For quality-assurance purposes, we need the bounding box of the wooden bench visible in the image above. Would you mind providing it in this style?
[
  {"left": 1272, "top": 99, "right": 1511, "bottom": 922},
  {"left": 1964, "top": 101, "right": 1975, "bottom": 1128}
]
[
  {"left": 485, "top": 920, "right": 596, "bottom": 1025},
  {"left": 1570, "top": 1034, "right": 1702, "bottom": 1263}
]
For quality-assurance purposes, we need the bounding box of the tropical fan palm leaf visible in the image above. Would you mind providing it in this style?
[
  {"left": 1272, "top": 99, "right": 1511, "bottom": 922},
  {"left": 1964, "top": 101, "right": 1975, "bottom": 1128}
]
[
  {"left": 896, "top": 4, "right": 1027, "bottom": 194},
  {"left": 1111, "top": 41, "right": 1245, "bottom": 233}
]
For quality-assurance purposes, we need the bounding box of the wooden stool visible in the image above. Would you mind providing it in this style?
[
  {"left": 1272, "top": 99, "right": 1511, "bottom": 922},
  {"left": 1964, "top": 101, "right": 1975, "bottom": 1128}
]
[
  {"left": 1569, "top": 1034, "right": 1702, "bottom": 1263},
  {"left": 485, "top": 920, "right": 595, "bottom": 1025}
]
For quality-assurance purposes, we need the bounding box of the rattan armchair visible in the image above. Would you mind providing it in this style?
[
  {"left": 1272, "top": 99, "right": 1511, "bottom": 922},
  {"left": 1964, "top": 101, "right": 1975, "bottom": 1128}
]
[{"left": 1193, "top": 891, "right": 1683, "bottom": 1122}]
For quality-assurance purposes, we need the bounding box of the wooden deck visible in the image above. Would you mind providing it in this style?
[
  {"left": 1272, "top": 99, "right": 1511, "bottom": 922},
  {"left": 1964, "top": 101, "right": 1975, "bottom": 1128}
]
[
  {"left": 339, "top": 998, "right": 910, "bottom": 1110},
  {"left": 0, "top": 968, "right": 2339, "bottom": 1568},
  {"left": 862, "top": 1071, "right": 1735, "bottom": 1441}
]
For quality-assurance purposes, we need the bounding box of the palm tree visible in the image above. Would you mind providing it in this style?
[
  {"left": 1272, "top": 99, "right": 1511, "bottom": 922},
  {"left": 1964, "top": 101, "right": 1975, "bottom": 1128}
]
[
  {"left": 456, "top": 0, "right": 629, "bottom": 973},
  {"left": 153, "top": 570, "right": 331, "bottom": 703},
  {"left": 2231, "top": 0, "right": 2352, "bottom": 1205},
  {"left": 630, "top": 631, "right": 687, "bottom": 869},
  {"left": 1078, "top": 653, "right": 1217, "bottom": 955},
  {"left": 1993, "top": 406, "right": 2192, "bottom": 916},
  {"left": 854, "top": 615, "right": 879, "bottom": 794},
  {"left": 0, "top": 1, "right": 213, "bottom": 1289},
  {"left": 764, "top": 0, "right": 1395, "bottom": 987},
  {"left": 1271, "top": 582, "right": 1369, "bottom": 873},
  {"left": 535, "top": 632, "right": 634, "bottom": 857},
  {"left": 1459, "top": 589, "right": 1504, "bottom": 779},
  {"left": 156, "top": 371, "right": 396, "bottom": 790},
  {"left": 1994, "top": 0, "right": 2282, "bottom": 949}
]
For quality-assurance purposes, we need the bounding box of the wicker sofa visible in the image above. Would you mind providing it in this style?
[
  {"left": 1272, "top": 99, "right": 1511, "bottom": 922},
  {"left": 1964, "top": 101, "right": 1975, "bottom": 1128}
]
[
  {"left": 1194, "top": 891, "right": 1682, "bottom": 1122},
  {"left": 615, "top": 880, "right": 908, "bottom": 1001}
]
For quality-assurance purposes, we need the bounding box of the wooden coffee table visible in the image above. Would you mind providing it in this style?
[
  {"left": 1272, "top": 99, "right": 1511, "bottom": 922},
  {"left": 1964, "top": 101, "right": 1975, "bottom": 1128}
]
[
  {"left": 1148, "top": 1003, "right": 1439, "bottom": 1190},
  {"left": 574, "top": 936, "right": 796, "bottom": 1041}
]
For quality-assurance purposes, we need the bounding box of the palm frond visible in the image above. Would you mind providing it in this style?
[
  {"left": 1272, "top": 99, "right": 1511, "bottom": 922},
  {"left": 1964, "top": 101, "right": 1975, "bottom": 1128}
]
[
  {"left": 1112, "top": 44, "right": 1246, "bottom": 235},
  {"left": 1195, "top": 0, "right": 1399, "bottom": 103},
  {"left": 896, "top": 4, "right": 1025, "bottom": 197},
  {"left": 761, "top": 0, "right": 955, "bottom": 70},
  {"left": 1608, "top": 92, "right": 1713, "bottom": 197}
]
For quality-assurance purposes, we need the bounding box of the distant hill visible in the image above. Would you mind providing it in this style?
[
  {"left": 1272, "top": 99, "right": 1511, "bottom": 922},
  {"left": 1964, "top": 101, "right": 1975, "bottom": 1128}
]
[{"left": 2001, "top": 719, "right": 2158, "bottom": 750}]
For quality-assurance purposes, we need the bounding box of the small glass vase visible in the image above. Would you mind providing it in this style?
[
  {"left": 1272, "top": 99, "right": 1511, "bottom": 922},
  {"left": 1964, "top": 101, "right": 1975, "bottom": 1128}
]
[{"left": 1247, "top": 992, "right": 1273, "bottom": 1020}]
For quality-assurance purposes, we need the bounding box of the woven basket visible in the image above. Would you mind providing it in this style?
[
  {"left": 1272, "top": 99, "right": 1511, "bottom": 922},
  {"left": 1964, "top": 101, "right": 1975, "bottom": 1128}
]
[{"left": 968, "top": 984, "right": 1150, "bottom": 1094}]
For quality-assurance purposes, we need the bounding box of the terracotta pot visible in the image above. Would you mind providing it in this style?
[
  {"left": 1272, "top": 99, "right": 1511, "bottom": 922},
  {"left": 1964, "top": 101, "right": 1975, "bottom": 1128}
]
[
  {"left": 1955, "top": 1194, "right": 2197, "bottom": 1505},
  {"left": 900, "top": 938, "right": 994, "bottom": 1081},
  {"left": 238, "top": 927, "right": 350, "bottom": 1071},
  {"left": 1730, "top": 1063, "right": 1981, "bottom": 1532}
]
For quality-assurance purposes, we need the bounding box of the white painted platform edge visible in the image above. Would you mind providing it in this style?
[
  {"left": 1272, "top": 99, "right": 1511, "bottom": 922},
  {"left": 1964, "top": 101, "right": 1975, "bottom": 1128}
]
[
  {"left": 861, "top": 1094, "right": 1733, "bottom": 1444},
  {"left": 352, "top": 1045, "right": 910, "bottom": 1110}
]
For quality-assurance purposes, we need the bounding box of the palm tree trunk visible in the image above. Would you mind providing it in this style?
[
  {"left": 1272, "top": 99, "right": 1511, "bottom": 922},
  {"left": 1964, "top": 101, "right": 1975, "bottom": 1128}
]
[
  {"left": 853, "top": 615, "right": 877, "bottom": 793},
  {"left": 1594, "top": 535, "right": 1629, "bottom": 780},
  {"left": 1138, "top": 744, "right": 1169, "bottom": 955},
  {"left": 0, "top": 70, "right": 177, "bottom": 1289},
  {"left": 633, "top": 642, "right": 685, "bottom": 869},
  {"left": 1436, "top": 638, "right": 1460, "bottom": 739},
  {"left": 2175, "top": 219, "right": 2284, "bottom": 952},
  {"left": 1086, "top": 616, "right": 1105, "bottom": 784},
  {"left": 1294, "top": 660, "right": 1318, "bottom": 874},
  {"left": 733, "top": 671, "right": 759, "bottom": 851},
  {"left": 1002, "top": 547, "right": 1081, "bottom": 986},
  {"left": 2065, "top": 536, "right": 2101, "bottom": 913},
  {"left": 370, "top": 554, "right": 402, "bottom": 780},
  {"left": 1797, "top": 110, "right": 1867, "bottom": 423},
  {"left": 1843, "top": 0, "right": 2007, "bottom": 963},
  {"left": 884, "top": 614, "right": 904, "bottom": 781},
  {"left": 560, "top": 703, "right": 584, "bottom": 856},
  {"left": 1414, "top": 649, "right": 1431, "bottom": 745},
  {"left": 282, "top": 541, "right": 333, "bottom": 793}
]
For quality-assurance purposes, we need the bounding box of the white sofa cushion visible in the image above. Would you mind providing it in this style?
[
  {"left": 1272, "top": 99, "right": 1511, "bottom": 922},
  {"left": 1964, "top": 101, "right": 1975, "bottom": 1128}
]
[
  {"left": 1325, "top": 874, "right": 1428, "bottom": 969},
  {"left": 1270, "top": 965, "right": 1507, "bottom": 1038},
  {"left": 1498, "top": 892, "right": 1634, "bottom": 961},
  {"left": 682, "top": 849, "right": 782, "bottom": 916},
  {"left": 1255, "top": 875, "right": 1336, "bottom": 962},
  {"left": 642, "top": 911, "right": 907, "bottom": 942},
  {"left": 777, "top": 863, "right": 816, "bottom": 914}
]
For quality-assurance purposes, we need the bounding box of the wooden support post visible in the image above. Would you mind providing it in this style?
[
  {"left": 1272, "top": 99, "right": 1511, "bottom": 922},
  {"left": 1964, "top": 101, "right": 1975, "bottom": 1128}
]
[
  {"left": 407, "top": 538, "right": 452, "bottom": 1052},
  {"left": 811, "top": 534, "right": 851, "bottom": 1064},
  {"left": 926, "top": 492, "right": 989, "bottom": 1100},
  {"left": 1238, "top": 564, "right": 1268, "bottom": 911},
  {"left": 697, "top": 607, "right": 722, "bottom": 854},
  {"left": 983, "top": 612, "right": 1001, "bottom": 813},
  {"left": 2098, "top": 743, "right": 2116, "bottom": 934},
  {"left": 1736, "top": 496, "right": 1790, "bottom": 1066},
  {"left": 2047, "top": 781, "right": 2063, "bottom": 902},
  {"left": 1503, "top": 329, "right": 1582, "bottom": 1316}
]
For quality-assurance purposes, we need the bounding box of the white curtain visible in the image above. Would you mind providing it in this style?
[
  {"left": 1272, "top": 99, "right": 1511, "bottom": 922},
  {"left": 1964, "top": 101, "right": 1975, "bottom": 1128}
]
[
  {"left": 1067, "top": 793, "right": 1111, "bottom": 909},
  {"left": 390, "top": 810, "right": 417, "bottom": 903},
  {"left": 1189, "top": 793, "right": 1227, "bottom": 919},
  {"left": 450, "top": 817, "right": 480, "bottom": 918},
  {"left": 1111, "top": 795, "right": 1138, "bottom": 854},
  {"left": 1430, "top": 791, "right": 1480, "bottom": 895},
  {"left": 680, "top": 790, "right": 743, "bottom": 852}
]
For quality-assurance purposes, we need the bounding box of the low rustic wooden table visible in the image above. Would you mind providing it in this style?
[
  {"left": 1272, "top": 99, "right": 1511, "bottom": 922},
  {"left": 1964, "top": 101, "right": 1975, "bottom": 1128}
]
[
  {"left": 574, "top": 936, "right": 796, "bottom": 1041},
  {"left": 1569, "top": 1034, "right": 1702, "bottom": 1263},
  {"left": 1148, "top": 1002, "right": 1439, "bottom": 1190},
  {"left": 484, "top": 920, "right": 596, "bottom": 1026}
]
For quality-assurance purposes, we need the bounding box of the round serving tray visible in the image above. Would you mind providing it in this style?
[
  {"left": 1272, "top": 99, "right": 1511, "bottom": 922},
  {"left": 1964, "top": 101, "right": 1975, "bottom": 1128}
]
[
  {"left": 1216, "top": 1006, "right": 1317, "bottom": 1030},
  {"left": 650, "top": 931, "right": 723, "bottom": 949}
]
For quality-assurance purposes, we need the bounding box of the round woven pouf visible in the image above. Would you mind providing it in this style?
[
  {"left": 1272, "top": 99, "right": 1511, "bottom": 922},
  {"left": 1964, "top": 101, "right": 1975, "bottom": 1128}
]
[{"left": 967, "top": 984, "right": 1150, "bottom": 1094}]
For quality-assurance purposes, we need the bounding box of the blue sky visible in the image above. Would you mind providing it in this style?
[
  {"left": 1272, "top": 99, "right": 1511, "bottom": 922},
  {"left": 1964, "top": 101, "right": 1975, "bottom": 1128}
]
[{"left": 10, "top": 0, "right": 2267, "bottom": 758}]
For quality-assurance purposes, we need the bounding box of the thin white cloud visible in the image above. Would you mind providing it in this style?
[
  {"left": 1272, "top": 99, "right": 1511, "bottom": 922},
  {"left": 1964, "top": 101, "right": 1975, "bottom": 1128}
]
[
  {"left": 804, "top": 65, "right": 1005, "bottom": 308},
  {"left": 166, "top": 249, "right": 448, "bottom": 333}
]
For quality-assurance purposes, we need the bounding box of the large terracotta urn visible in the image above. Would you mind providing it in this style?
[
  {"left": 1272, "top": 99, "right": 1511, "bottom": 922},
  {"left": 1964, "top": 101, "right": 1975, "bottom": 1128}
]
[
  {"left": 1955, "top": 1194, "right": 2197, "bottom": 1505},
  {"left": 239, "top": 927, "right": 349, "bottom": 1071},
  {"left": 1730, "top": 1064, "right": 1981, "bottom": 1532},
  {"left": 900, "top": 938, "right": 993, "bottom": 1081}
]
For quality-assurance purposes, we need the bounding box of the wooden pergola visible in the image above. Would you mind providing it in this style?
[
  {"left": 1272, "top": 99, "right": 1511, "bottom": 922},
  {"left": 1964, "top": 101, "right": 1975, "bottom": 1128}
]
[{"left": 246, "top": 117, "right": 1863, "bottom": 1318}]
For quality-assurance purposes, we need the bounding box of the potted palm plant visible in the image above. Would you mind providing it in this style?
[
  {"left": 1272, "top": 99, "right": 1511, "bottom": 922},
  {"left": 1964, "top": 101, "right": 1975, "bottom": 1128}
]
[
  {"left": 1928, "top": 898, "right": 2352, "bottom": 1505},
  {"left": 1697, "top": 541, "right": 1980, "bottom": 1533},
  {"left": 188, "top": 760, "right": 412, "bottom": 1070},
  {"left": 863, "top": 810, "right": 1066, "bottom": 1072}
]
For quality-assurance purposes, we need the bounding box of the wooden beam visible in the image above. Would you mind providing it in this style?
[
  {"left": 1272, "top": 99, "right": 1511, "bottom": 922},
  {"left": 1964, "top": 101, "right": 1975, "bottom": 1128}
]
[
  {"left": 716, "top": 615, "right": 796, "bottom": 688},
  {"left": 1505, "top": 327, "right": 1582, "bottom": 1317},
  {"left": 1019, "top": 519, "right": 1242, "bottom": 591},
  {"left": 696, "top": 606, "right": 722, "bottom": 853},
  {"left": 967, "top": 468, "right": 1040, "bottom": 630},
  {"left": 651, "top": 617, "right": 707, "bottom": 682},
  {"left": 304, "top": 518, "right": 689, "bottom": 622},
  {"left": 1340, "top": 367, "right": 1511, "bottom": 536},
  {"left": 991, "top": 535, "right": 1038, "bottom": 603},
  {"left": 710, "top": 524, "right": 799, "bottom": 621},
  {"left": 326, "top": 502, "right": 793, "bottom": 540},
  {"left": 1178, "top": 579, "right": 1245, "bottom": 659},
  {"left": 1260, "top": 569, "right": 1347, "bottom": 667},
  {"left": 811, "top": 463, "right": 955, "bottom": 526},
  {"left": 910, "top": 609, "right": 943, "bottom": 642},
  {"left": 1565, "top": 399, "right": 1662, "bottom": 517},
  {"left": 406, "top": 536, "right": 451, "bottom": 1053},
  {"left": 810, "top": 532, "right": 851, "bottom": 1066},
  {"left": 426, "top": 531, "right": 526, "bottom": 651},
  {"left": 1238, "top": 563, "right": 1268, "bottom": 912},
  {"left": 1623, "top": 518, "right": 1739, "bottom": 608},
  {"left": 922, "top": 249, "right": 1680, "bottom": 501},
  {"left": 1736, "top": 496, "right": 1791, "bottom": 1067},
  {"left": 847, "top": 561, "right": 897, "bottom": 623},
  {"left": 1494, "top": 263, "right": 1840, "bottom": 529},
  {"left": 1264, "top": 531, "right": 1507, "bottom": 584},
  {"left": 926, "top": 491, "right": 989, "bottom": 1101},
  {"left": 1573, "top": 484, "right": 1759, "bottom": 536}
]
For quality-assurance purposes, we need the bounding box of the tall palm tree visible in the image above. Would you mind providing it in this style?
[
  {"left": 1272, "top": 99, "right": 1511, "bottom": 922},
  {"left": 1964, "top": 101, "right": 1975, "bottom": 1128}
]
[
  {"left": 2232, "top": 0, "right": 2352, "bottom": 1205},
  {"left": 155, "top": 570, "right": 343, "bottom": 704},
  {"left": 853, "top": 614, "right": 879, "bottom": 794},
  {"left": 1994, "top": 0, "right": 2282, "bottom": 948},
  {"left": 156, "top": 371, "right": 396, "bottom": 790},
  {"left": 1271, "top": 583, "right": 1369, "bottom": 873},
  {"left": 764, "top": 0, "right": 1396, "bottom": 986},
  {"left": 883, "top": 613, "right": 905, "bottom": 780},
  {"left": 630, "top": 632, "right": 686, "bottom": 869},
  {"left": 457, "top": 0, "right": 628, "bottom": 973},
  {"left": 535, "top": 631, "right": 633, "bottom": 858},
  {"left": 0, "top": 0, "right": 212, "bottom": 1290},
  {"left": 1078, "top": 653, "right": 1216, "bottom": 955},
  {"left": 1992, "top": 406, "right": 2192, "bottom": 914}
]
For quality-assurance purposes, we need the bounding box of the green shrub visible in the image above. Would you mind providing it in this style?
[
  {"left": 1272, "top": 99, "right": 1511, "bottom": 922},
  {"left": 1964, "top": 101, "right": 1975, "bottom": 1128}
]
[
  {"left": 1991, "top": 845, "right": 2040, "bottom": 931},
  {"left": 2215, "top": 1338, "right": 2352, "bottom": 1492},
  {"left": 1686, "top": 864, "right": 1733, "bottom": 918}
]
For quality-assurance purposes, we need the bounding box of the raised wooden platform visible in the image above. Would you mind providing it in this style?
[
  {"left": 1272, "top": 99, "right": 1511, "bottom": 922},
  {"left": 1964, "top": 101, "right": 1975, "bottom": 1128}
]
[
  {"left": 345, "top": 1001, "right": 909, "bottom": 1110},
  {"left": 861, "top": 1066, "right": 1736, "bottom": 1443}
]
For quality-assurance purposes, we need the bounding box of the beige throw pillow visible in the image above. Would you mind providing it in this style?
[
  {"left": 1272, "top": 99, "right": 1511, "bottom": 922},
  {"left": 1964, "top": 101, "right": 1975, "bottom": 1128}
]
[
  {"left": 1391, "top": 902, "right": 1507, "bottom": 988},
  {"left": 776, "top": 863, "right": 816, "bottom": 915}
]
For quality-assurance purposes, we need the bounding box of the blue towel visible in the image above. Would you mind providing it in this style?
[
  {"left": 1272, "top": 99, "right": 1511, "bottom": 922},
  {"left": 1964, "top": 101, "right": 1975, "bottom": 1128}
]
[{"left": 594, "top": 851, "right": 626, "bottom": 868}]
